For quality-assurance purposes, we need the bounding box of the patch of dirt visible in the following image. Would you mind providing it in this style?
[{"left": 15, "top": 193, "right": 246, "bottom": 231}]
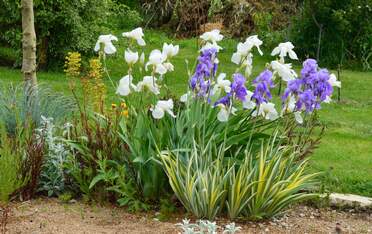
[{"left": 4, "top": 198, "right": 372, "bottom": 233}]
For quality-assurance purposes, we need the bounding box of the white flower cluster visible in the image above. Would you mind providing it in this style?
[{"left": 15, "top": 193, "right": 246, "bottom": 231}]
[{"left": 94, "top": 28, "right": 179, "bottom": 120}]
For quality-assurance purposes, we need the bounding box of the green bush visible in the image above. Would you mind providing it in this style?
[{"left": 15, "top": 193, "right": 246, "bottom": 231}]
[
  {"left": 0, "top": 0, "right": 142, "bottom": 69},
  {"left": 291, "top": 0, "right": 372, "bottom": 69}
]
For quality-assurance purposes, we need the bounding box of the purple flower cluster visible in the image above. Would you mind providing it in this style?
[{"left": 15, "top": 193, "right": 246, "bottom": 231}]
[
  {"left": 252, "top": 70, "right": 274, "bottom": 104},
  {"left": 283, "top": 59, "right": 333, "bottom": 112},
  {"left": 190, "top": 48, "right": 217, "bottom": 96},
  {"left": 214, "top": 73, "right": 248, "bottom": 107}
]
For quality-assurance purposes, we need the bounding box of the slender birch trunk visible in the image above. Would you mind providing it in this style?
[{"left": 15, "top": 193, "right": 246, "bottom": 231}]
[{"left": 21, "top": 0, "right": 37, "bottom": 88}]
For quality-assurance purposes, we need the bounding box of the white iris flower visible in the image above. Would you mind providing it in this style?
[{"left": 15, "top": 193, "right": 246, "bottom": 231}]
[
  {"left": 271, "top": 42, "right": 298, "bottom": 62},
  {"left": 122, "top": 27, "right": 146, "bottom": 46},
  {"left": 124, "top": 49, "right": 139, "bottom": 66},
  {"left": 146, "top": 49, "right": 167, "bottom": 75},
  {"left": 136, "top": 76, "right": 160, "bottom": 95},
  {"left": 116, "top": 75, "right": 137, "bottom": 96},
  {"left": 270, "top": 61, "right": 297, "bottom": 82},
  {"left": 151, "top": 99, "right": 176, "bottom": 119},
  {"left": 212, "top": 73, "right": 231, "bottom": 95},
  {"left": 94, "top": 34, "right": 118, "bottom": 55},
  {"left": 253, "top": 102, "right": 279, "bottom": 120}
]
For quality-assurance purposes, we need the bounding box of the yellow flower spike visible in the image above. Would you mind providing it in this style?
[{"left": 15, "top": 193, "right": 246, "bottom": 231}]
[
  {"left": 64, "top": 52, "right": 82, "bottom": 79},
  {"left": 86, "top": 58, "right": 106, "bottom": 112}
]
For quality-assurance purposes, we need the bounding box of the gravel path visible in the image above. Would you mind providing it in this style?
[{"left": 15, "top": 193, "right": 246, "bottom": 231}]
[{"left": 4, "top": 198, "right": 372, "bottom": 233}]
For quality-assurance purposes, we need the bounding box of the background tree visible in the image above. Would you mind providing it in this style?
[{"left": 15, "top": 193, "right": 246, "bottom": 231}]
[{"left": 21, "top": 0, "right": 37, "bottom": 88}]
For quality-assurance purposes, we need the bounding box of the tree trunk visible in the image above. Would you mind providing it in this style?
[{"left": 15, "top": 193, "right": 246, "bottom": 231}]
[{"left": 21, "top": 0, "right": 37, "bottom": 88}]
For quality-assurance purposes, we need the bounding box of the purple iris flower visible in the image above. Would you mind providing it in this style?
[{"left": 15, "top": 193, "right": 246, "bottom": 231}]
[
  {"left": 252, "top": 70, "right": 274, "bottom": 104},
  {"left": 301, "top": 59, "right": 318, "bottom": 81},
  {"left": 214, "top": 94, "right": 231, "bottom": 107},
  {"left": 283, "top": 58, "right": 334, "bottom": 113},
  {"left": 231, "top": 73, "right": 248, "bottom": 101},
  {"left": 313, "top": 69, "right": 333, "bottom": 102},
  {"left": 282, "top": 79, "right": 303, "bottom": 101},
  {"left": 189, "top": 48, "right": 217, "bottom": 97},
  {"left": 296, "top": 89, "right": 316, "bottom": 112}
]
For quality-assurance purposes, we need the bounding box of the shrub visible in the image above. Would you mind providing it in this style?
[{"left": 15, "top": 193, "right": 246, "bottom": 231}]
[{"left": 290, "top": 0, "right": 372, "bottom": 69}]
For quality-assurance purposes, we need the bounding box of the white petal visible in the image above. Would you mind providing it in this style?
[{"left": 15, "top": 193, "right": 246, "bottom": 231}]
[
  {"left": 231, "top": 53, "right": 242, "bottom": 64},
  {"left": 94, "top": 42, "right": 100, "bottom": 52},
  {"left": 155, "top": 64, "right": 167, "bottom": 75},
  {"left": 152, "top": 107, "right": 164, "bottom": 119},
  {"left": 324, "top": 96, "right": 332, "bottom": 103},
  {"left": 166, "top": 109, "right": 176, "bottom": 118},
  {"left": 294, "top": 112, "right": 303, "bottom": 124},
  {"left": 243, "top": 100, "right": 255, "bottom": 110},
  {"left": 288, "top": 50, "right": 298, "bottom": 60},
  {"left": 116, "top": 75, "right": 132, "bottom": 96},
  {"left": 140, "top": 52, "right": 145, "bottom": 64},
  {"left": 104, "top": 43, "right": 117, "bottom": 54},
  {"left": 137, "top": 38, "right": 146, "bottom": 46},
  {"left": 217, "top": 108, "right": 229, "bottom": 122},
  {"left": 271, "top": 47, "right": 281, "bottom": 56},
  {"left": 163, "top": 62, "right": 174, "bottom": 72},
  {"left": 180, "top": 93, "right": 189, "bottom": 103},
  {"left": 267, "top": 110, "right": 279, "bottom": 120}
]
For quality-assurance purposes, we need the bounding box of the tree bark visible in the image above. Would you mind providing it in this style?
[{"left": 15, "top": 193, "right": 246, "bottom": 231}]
[{"left": 21, "top": 0, "right": 37, "bottom": 88}]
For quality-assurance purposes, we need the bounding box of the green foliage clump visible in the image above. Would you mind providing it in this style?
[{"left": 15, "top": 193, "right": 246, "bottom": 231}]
[
  {"left": 291, "top": 0, "right": 372, "bottom": 69},
  {"left": 161, "top": 139, "right": 231, "bottom": 220},
  {"left": 161, "top": 135, "right": 319, "bottom": 220},
  {"left": 0, "top": 125, "right": 26, "bottom": 203},
  {"left": 0, "top": 83, "right": 75, "bottom": 135}
]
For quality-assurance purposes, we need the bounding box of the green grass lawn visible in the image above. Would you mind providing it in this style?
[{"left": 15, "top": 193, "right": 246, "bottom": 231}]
[{"left": 1, "top": 31, "right": 371, "bottom": 196}]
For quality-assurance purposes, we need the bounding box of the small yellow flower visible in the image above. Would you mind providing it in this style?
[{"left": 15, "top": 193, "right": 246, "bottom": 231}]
[
  {"left": 121, "top": 110, "right": 129, "bottom": 117},
  {"left": 120, "top": 102, "right": 127, "bottom": 109},
  {"left": 111, "top": 103, "right": 117, "bottom": 109}
]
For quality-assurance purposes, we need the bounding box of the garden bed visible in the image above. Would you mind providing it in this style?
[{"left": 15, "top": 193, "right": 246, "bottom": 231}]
[{"left": 5, "top": 198, "right": 372, "bottom": 233}]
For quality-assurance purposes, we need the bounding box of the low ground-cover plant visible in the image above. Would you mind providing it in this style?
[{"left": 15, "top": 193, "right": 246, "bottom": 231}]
[
  {"left": 61, "top": 27, "right": 340, "bottom": 218},
  {"left": 176, "top": 219, "right": 241, "bottom": 234}
]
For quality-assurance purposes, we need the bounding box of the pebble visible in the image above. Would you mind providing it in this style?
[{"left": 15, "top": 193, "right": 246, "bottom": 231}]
[{"left": 299, "top": 213, "right": 305, "bottom": 217}]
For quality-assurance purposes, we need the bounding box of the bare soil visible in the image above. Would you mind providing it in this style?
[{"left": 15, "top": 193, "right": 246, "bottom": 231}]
[{"left": 4, "top": 198, "right": 372, "bottom": 234}]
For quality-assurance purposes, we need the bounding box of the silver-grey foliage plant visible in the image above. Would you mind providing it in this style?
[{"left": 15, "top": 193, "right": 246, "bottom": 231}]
[{"left": 37, "top": 116, "right": 72, "bottom": 197}]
